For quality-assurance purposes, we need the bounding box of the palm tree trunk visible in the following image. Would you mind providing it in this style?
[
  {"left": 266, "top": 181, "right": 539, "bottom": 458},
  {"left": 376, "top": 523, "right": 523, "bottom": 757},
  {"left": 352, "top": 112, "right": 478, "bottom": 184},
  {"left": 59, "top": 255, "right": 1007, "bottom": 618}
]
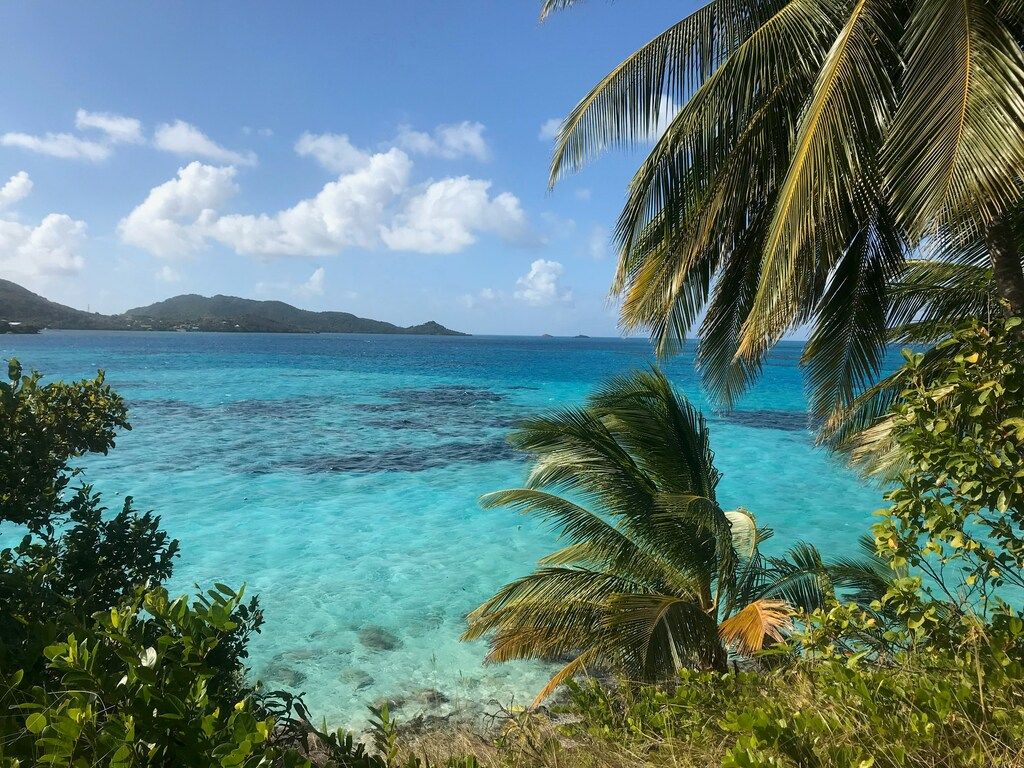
[{"left": 986, "top": 217, "right": 1024, "bottom": 316}]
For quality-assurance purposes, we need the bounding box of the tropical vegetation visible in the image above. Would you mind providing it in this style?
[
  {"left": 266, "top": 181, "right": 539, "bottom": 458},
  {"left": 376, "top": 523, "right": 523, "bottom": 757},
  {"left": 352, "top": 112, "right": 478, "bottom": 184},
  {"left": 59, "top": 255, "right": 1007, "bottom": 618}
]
[
  {"left": 463, "top": 369, "right": 827, "bottom": 701},
  {"left": 541, "top": 0, "right": 1024, "bottom": 433}
]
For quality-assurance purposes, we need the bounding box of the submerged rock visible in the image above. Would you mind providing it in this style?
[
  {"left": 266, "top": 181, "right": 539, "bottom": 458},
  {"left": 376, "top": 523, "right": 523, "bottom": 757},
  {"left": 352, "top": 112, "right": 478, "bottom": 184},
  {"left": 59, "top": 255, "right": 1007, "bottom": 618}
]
[
  {"left": 371, "top": 695, "right": 407, "bottom": 711},
  {"left": 412, "top": 688, "right": 450, "bottom": 707},
  {"left": 263, "top": 660, "right": 307, "bottom": 688},
  {"left": 358, "top": 626, "right": 403, "bottom": 652},
  {"left": 340, "top": 667, "right": 375, "bottom": 691}
]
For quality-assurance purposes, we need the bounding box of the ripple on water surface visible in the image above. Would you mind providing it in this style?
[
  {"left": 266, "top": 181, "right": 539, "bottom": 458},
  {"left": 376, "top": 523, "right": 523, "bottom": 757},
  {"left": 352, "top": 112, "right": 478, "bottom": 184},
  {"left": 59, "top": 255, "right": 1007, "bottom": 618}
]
[{"left": 0, "top": 332, "right": 893, "bottom": 727}]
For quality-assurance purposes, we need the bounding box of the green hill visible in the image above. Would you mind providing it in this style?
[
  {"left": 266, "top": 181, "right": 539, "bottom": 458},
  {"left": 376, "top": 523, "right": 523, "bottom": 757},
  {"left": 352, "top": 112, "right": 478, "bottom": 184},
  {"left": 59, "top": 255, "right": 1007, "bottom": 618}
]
[
  {"left": 0, "top": 280, "right": 467, "bottom": 336},
  {"left": 0, "top": 279, "right": 132, "bottom": 330}
]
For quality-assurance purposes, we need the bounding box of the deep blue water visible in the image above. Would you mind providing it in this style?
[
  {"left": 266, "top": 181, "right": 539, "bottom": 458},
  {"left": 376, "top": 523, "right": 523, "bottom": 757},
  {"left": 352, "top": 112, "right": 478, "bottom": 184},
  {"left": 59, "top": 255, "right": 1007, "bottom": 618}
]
[{"left": 1, "top": 331, "right": 886, "bottom": 726}]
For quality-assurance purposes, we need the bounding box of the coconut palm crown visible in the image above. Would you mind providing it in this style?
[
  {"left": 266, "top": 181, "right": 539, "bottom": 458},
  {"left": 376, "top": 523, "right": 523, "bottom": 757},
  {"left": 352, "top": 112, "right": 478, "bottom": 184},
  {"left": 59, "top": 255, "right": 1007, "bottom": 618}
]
[
  {"left": 542, "top": 0, "right": 1024, "bottom": 427},
  {"left": 463, "top": 369, "right": 821, "bottom": 704}
]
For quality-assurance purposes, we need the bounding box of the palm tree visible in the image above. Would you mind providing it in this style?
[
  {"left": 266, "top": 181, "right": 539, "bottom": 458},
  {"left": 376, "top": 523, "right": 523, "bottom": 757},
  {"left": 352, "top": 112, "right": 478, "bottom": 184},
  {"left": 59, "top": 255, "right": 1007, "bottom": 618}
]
[
  {"left": 462, "top": 370, "right": 824, "bottom": 704},
  {"left": 542, "top": 0, "right": 1024, "bottom": 425}
]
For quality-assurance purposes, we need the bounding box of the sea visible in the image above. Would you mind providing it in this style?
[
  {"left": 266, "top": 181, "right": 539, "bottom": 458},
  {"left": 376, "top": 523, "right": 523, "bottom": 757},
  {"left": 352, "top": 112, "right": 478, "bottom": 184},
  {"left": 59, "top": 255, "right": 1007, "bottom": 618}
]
[{"left": 0, "top": 331, "right": 887, "bottom": 728}]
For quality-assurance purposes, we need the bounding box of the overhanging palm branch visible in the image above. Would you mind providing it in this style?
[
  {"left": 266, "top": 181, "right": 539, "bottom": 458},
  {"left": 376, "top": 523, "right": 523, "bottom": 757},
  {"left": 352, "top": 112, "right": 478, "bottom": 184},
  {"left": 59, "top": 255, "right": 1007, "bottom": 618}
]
[
  {"left": 543, "top": 0, "right": 1024, "bottom": 427},
  {"left": 463, "top": 369, "right": 827, "bottom": 704}
]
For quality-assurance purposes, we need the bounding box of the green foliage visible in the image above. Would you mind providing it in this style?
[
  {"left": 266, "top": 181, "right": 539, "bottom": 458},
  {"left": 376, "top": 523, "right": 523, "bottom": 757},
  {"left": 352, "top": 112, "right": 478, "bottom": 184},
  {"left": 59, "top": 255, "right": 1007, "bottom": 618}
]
[
  {"left": 0, "top": 585, "right": 294, "bottom": 768},
  {"left": 0, "top": 487, "right": 179, "bottom": 676},
  {"left": 559, "top": 646, "right": 1024, "bottom": 767},
  {"left": 464, "top": 369, "right": 829, "bottom": 703},
  {"left": 872, "top": 316, "right": 1024, "bottom": 619},
  {"left": 0, "top": 361, "right": 289, "bottom": 766},
  {"left": 1, "top": 359, "right": 130, "bottom": 531}
]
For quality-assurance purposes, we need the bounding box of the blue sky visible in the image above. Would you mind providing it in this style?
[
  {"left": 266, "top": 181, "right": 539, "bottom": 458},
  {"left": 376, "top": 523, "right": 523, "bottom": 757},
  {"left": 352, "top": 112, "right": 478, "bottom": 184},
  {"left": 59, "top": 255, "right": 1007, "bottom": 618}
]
[{"left": 0, "top": 1, "right": 691, "bottom": 336}]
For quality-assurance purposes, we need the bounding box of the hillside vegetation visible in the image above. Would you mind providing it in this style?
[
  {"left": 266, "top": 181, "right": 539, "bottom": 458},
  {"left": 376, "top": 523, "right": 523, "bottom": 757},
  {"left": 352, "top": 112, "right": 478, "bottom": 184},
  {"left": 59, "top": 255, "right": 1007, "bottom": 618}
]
[{"left": 0, "top": 279, "right": 466, "bottom": 335}]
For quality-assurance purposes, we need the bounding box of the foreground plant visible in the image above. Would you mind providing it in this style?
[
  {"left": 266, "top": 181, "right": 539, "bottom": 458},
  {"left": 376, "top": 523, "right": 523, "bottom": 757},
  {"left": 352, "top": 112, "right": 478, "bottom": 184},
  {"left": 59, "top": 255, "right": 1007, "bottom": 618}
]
[{"left": 464, "top": 369, "right": 824, "bottom": 703}]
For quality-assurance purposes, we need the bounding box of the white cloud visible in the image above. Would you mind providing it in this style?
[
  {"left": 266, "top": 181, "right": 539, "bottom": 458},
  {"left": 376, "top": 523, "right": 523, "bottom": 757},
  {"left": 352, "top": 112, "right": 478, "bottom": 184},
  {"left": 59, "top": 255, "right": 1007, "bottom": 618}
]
[
  {"left": 75, "top": 109, "right": 144, "bottom": 144},
  {"left": 0, "top": 174, "right": 86, "bottom": 283},
  {"left": 0, "top": 132, "right": 110, "bottom": 161},
  {"left": 121, "top": 144, "right": 530, "bottom": 259},
  {"left": 382, "top": 176, "right": 527, "bottom": 253},
  {"left": 397, "top": 121, "right": 489, "bottom": 161},
  {"left": 210, "top": 149, "right": 412, "bottom": 256},
  {"left": 459, "top": 287, "right": 499, "bottom": 309},
  {"left": 242, "top": 126, "right": 274, "bottom": 138},
  {"left": 538, "top": 118, "right": 561, "bottom": 141},
  {"left": 298, "top": 266, "right": 326, "bottom": 296},
  {"left": 0, "top": 214, "right": 87, "bottom": 282},
  {"left": 154, "top": 120, "right": 257, "bottom": 166},
  {"left": 155, "top": 265, "right": 182, "bottom": 282},
  {"left": 515, "top": 259, "right": 572, "bottom": 306},
  {"left": 575, "top": 188, "right": 592, "bottom": 201},
  {"left": 0, "top": 172, "right": 33, "bottom": 209},
  {"left": 588, "top": 224, "right": 610, "bottom": 260},
  {"left": 119, "top": 161, "right": 239, "bottom": 258},
  {"left": 295, "top": 132, "right": 369, "bottom": 174}
]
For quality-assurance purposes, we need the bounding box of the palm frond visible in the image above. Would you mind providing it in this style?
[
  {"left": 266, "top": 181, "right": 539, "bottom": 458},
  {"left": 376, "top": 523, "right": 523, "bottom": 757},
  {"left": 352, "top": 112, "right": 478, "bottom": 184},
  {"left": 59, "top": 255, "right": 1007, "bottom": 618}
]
[
  {"left": 548, "top": 0, "right": 788, "bottom": 183},
  {"left": 737, "top": 0, "right": 902, "bottom": 361},
  {"left": 718, "top": 598, "right": 793, "bottom": 655},
  {"left": 827, "top": 535, "right": 898, "bottom": 607},
  {"left": 885, "top": 0, "right": 1024, "bottom": 234},
  {"left": 761, "top": 542, "right": 832, "bottom": 612},
  {"left": 802, "top": 210, "right": 905, "bottom": 423},
  {"left": 603, "top": 593, "right": 723, "bottom": 677}
]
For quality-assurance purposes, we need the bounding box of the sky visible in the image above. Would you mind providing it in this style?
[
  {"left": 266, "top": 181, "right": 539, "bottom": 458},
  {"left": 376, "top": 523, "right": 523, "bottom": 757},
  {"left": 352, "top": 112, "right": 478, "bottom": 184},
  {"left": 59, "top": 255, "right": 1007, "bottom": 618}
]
[{"left": 0, "top": 1, "right": 692, "bottom": 336}]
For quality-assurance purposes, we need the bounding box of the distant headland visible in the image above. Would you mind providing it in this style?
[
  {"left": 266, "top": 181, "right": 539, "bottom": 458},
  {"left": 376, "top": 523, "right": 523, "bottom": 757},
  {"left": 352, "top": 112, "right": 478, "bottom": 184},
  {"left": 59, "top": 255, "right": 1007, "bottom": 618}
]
[{"left": 0, "top": 279, "right": 467, "bottom": 336}]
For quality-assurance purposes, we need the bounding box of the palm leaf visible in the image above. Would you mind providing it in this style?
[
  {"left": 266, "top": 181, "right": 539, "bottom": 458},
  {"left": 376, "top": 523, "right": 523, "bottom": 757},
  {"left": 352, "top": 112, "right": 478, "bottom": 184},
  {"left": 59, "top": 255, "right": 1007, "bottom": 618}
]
[
  {"left": 802, "top": 210, "right": 905, "bottom": 423},
  {"left": 718, "top": 598, "right": 793, "bottom": 655},
  {"left": 737, "top": 0, "right": 901, "bottom": 360},
  {"left": 885, "top": 0, "right": 1024, "bottom": 234}
]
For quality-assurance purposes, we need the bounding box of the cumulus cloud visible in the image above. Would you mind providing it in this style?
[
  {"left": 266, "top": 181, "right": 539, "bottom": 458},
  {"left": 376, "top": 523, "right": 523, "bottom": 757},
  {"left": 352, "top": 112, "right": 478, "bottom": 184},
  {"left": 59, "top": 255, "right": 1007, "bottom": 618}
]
[
  {"left": 381, "top": 176, "right": 527, "bottom": 253},
  {"left": 154, "top": 120, "right": 257, "bottom": 166},
  {"left": 119, "top": 161, "right": 239, "bottom": 258},
  {"left": 0, "top": 172, "right": 87, "bottom": 283},
  {"left": 121, "top": 147, "right": 530, "bottom": 259},
  {"left": 210, "top": 149, "right": 412, "bottom": 256},
  {"left": 298, "top": 266, "right": 326, "bottom": 296},
  {"left": 75, "top": 109, "right": 144, "bottom": 144},
  {"left": 295, "top": 132, "right": 369, "bottom": 173},
  {"left": 538, "top": 118, "right": 561, "bottom": 141},
  {"left": 0, "top": 132, "right": 110, "bottom": 161},
  {"left": 0, "top": 172, "right": 33, "bottom": 209},
  {"left": 515, "top": 259, "right": 572, "bottom": 306},
  {"left": 397, "top": 121, "right": 489, "bottom": 161}
]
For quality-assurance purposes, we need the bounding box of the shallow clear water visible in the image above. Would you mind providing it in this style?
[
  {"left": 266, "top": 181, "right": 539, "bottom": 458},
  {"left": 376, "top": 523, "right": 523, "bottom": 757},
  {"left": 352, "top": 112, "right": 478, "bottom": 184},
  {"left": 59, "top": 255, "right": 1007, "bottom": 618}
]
[{"left": 1, "top": 331, "right": 887, "bottom": 727}]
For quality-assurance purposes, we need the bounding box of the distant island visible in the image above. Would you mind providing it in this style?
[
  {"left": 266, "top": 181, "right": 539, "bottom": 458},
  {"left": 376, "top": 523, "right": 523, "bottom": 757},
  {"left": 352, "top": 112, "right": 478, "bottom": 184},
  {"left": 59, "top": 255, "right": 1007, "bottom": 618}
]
[{"left": 0, "top": 279, "right": 467, "bottom": 336}]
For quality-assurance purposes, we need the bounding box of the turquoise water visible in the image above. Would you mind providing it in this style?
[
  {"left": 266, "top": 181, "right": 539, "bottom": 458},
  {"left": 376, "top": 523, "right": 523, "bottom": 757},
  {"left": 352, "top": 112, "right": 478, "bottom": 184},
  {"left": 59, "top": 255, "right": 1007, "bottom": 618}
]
[{"left": 1, "top": 331, "right": 886, "bottom": 727}]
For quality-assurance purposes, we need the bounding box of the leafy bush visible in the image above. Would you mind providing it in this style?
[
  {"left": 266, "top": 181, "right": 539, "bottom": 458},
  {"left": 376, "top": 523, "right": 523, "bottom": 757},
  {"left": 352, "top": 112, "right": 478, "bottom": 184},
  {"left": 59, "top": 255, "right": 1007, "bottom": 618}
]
[
  {"left": 872, "top": 316, "right": 1024, "bottom": 629},
  {"left": 0, "top": 361, "right": 288, "bottom": 766}
]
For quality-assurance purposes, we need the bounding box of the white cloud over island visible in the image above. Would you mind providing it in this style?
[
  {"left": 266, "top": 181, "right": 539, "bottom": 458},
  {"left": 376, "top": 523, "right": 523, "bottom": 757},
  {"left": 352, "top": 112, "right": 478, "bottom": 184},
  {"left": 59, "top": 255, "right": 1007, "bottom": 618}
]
[
  {"left": 515, "top": 259, "right": 572, "bottom": 306},
  {"left": 120, "top": 126, "right": 529, "bottom": 259},
  {"left": 0, "top": 172, "right": 87, "bottom": 283}
]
